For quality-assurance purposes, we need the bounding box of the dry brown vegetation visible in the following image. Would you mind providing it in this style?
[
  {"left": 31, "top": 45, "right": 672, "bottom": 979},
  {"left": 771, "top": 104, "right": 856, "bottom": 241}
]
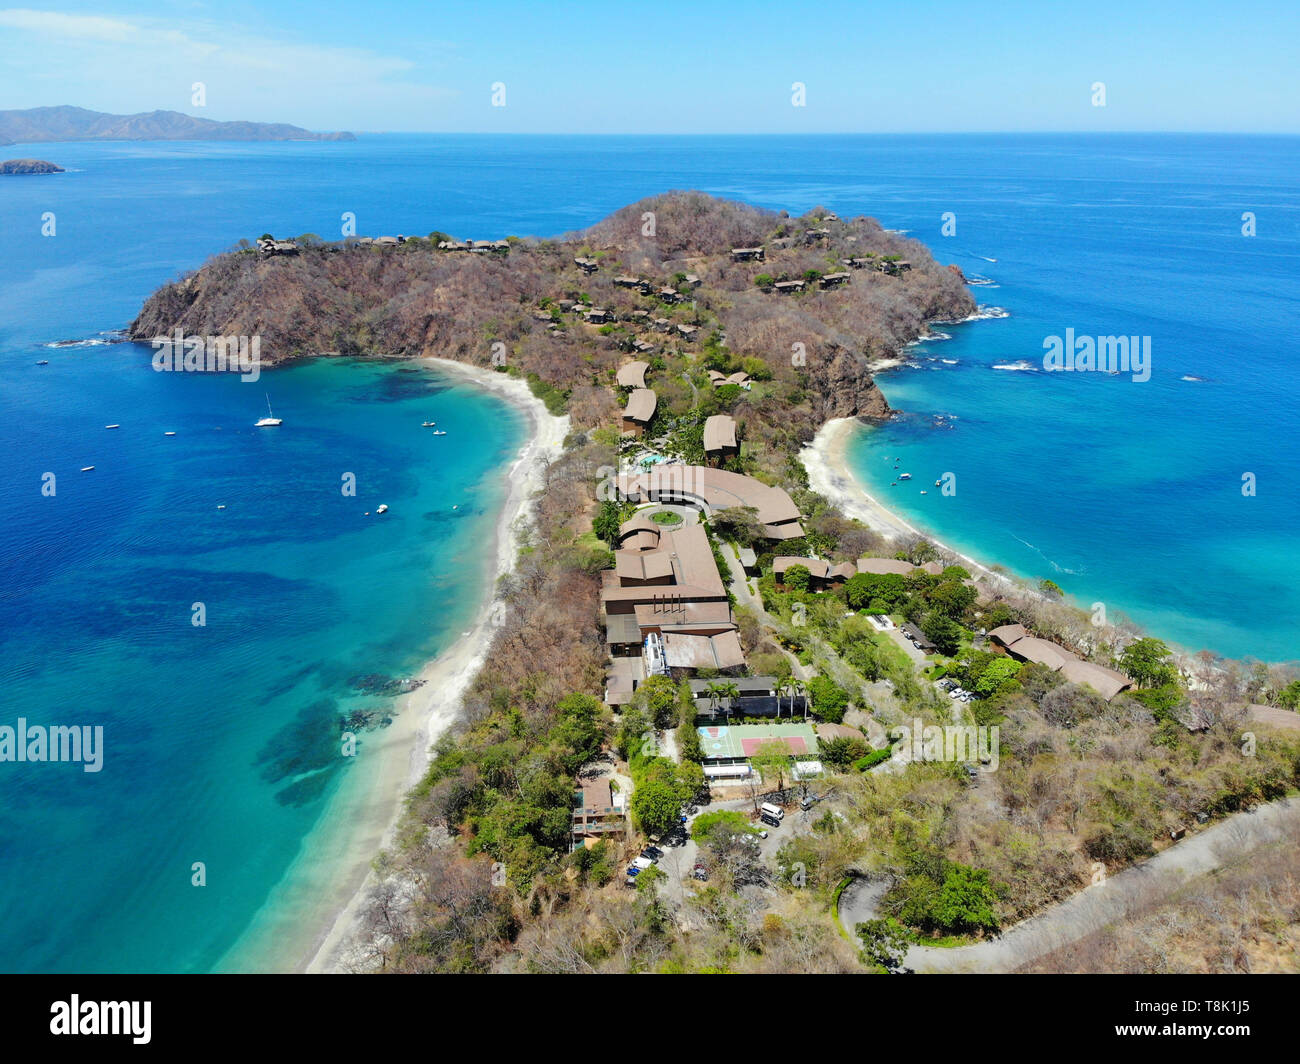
[{"left": 1018, "top": 839, "right": 1300, "bottom": 973}]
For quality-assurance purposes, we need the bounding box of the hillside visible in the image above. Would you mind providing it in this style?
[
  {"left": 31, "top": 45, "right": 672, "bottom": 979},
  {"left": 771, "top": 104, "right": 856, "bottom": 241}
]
[
  {"left": 0, "top": 106, "right": 355, "bottom": 145},
  {"left": 130, "top": 192, "right": 974, "bottom": 465}
]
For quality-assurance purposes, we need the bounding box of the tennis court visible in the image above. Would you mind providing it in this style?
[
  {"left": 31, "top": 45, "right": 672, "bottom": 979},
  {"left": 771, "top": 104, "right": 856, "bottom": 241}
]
[{"left": 697, "top": 722, "right": 818, "bottom": 762}]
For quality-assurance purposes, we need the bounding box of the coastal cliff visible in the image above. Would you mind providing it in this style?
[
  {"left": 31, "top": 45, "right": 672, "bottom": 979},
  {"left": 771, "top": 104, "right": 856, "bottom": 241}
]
[{"left": 130, "top": 193, "right": 972, "bottom": 447}]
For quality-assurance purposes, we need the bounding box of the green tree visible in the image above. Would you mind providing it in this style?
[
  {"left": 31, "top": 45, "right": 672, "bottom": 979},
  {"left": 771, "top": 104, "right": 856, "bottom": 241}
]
[
  {"left": 920, "top": 611, "right": 962, "bottom": 656},
  {"left": 639, "top": 674, "right": 680, "bottom": 730},
  {"left": 806, "top": 675, "right": 849, "bottom": 723},
  {"left": 820, "top": 735, "right": 872, "bottom": 768},
  {"left": 856, "top": 918, "right": 911, "bottom": 972},
  {"left": 1276, "top": 680, "right": 1300, "bottom": 711},
  {"left": 1118, "top": 637, "right": 1177, "bottom": 688},
  {"left": 630, "top": 774, "right": 682, "bottom": 837},
  {"left": 974, "top": 657, "right": 1021, "bottom": 698},
  {"left": 678, "top": 719, "right": 704, "bottom": 762},
  {"left": 592, "top": 500, "right": 623, "bottom": 547},
  {"left": 930, "top": 864, "right": 1001, "bottom": 934},
  {"left": 749, "top": 740, "right": 790, "bottom": 794},
  {"left": 783, "top": 564, "right": 811, "bottom": 593}
]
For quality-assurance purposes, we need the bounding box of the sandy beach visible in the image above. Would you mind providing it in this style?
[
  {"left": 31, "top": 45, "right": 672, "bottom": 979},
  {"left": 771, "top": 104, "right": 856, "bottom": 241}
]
[
  {"left": 294, "top": 359, "right": 569, "bottom": 974},
  {"left": 802, "top": 416, "right": 1020, "bottom": 596}
]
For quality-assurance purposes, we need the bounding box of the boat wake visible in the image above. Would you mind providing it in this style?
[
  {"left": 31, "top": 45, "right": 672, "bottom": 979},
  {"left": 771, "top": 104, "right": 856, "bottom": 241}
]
[
  {"left": 991, "top": 360, "right": 1037, "bottom": 372},
  {"left": 1011, "top": 534, "right": 1085, "bottom": 576}
]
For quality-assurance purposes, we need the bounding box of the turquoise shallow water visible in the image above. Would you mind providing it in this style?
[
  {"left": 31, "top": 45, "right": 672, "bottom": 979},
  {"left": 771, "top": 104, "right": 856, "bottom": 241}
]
[{"left": 0, "top": 132, "right": 1295, "bottom": 972}]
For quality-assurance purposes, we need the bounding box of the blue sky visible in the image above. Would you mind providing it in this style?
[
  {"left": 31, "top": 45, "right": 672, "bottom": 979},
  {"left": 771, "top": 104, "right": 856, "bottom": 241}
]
[{"left": 2, "top": 1, "right": 1298, "bottom": 133}]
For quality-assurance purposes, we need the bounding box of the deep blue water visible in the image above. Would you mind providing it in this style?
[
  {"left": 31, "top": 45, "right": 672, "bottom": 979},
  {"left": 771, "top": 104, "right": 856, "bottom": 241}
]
[{"left": 0, "top": 133, "right": 1296, "bottom": 972}]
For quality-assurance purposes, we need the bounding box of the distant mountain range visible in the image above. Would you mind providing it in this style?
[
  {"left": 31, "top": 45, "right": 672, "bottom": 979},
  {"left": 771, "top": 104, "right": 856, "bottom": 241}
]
[{"left": 0, "top": 106, "right": 355, "bottom": 145}]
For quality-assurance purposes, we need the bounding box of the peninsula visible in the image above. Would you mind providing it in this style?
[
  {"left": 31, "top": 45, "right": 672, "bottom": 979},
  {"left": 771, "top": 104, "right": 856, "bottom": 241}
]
[
  {"left": 0, "top": 106, "right": 355, "bottom": 145},
  {"left": 131, "top": 193, "right": 1300, "bottom": 975}
]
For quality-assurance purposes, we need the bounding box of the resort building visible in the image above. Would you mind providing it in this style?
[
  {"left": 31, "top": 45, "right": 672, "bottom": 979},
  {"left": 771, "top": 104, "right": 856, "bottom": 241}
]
[
  {"left": 707, "top": 370, "right": 752, "bottom": 389},
  {"left": 621, "top": 388, "right": 658, "bottom": 435},
  {"left": 614, "top": 465, "right": 804, "bottom": 541},
  {"left": 702, "top": 414, "right": 738, "bottom": 465},
  {"left": 616, "top": 360, "right": 650, "bottom": 389},
  {"left": 570, "top": 777, "right": 626, "bottom": 849},
  {"left": 773, "top": 556, "right": 830, "bottom": 589},
  {"left": 574, "top": 256, "right": 598, "bottom": 273},
  {"left": 601, "top": 520, "right": 745, "bottom": 703},
  {"left": 773, "top": 280, "right": 806, "bottom": 294},
  {"left": 820, "top": 272, "right": 851, "bottom": 288},
  {"left": 989, "top": 623, "right": 1133, "bottom": 701},
  {"left": 731, "top": 247, "right": 765, "bottom": 262}
]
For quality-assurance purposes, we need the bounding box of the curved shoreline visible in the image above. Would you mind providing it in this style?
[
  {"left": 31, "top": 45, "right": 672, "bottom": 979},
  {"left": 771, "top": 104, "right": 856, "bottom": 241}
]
[
  {"left": 801, "top": 416, "right": 1025, "bottom": 599},
  {"left": 282, "top": 359, "right": 568, "bottom": 974}
]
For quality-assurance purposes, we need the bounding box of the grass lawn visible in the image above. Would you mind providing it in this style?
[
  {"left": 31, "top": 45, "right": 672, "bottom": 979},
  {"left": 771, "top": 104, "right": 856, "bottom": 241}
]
[{"left": 650, "top": 509, "right": 683, "bottom": 525}]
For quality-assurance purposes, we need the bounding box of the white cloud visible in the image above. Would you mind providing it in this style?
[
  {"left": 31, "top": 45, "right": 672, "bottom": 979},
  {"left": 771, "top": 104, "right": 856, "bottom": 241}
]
[
  {"left": 0, "top": 8, "right": 459, "bottom": 129},
  {"left": 0, "top": 8, "right": 137, "bottom": 42}
]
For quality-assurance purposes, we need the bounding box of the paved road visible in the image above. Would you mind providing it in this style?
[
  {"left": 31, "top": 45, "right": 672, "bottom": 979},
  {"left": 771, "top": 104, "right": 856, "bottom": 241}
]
[{"left": 836, "top": 797, "right": 1300, "bottom": 972}]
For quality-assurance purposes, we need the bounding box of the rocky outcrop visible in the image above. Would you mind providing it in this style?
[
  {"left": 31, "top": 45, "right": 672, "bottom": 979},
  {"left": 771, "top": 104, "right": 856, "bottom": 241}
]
[{"left": 0, "top": 158, "right": 64, "bottom": 174}]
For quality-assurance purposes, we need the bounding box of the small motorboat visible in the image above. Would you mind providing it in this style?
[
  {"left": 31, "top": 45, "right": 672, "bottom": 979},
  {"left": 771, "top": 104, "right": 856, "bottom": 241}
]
[
  {"left": 898, "top": 473, "right": 912, "bottom": 481},
  {"left": 36, "top": 360, "right": 49, "bottom": 365},
  {"left": 164, "top": 431, "right": 176, "bottom": 437},
  {"left": 217, "top": 504, "right": 226, "bottom": 510},
  {"left": 920, "top": 490, "right": 928, "bottom": 495},
  {"left": 81, "top": 466, "right": 94, "bottom": 472},
  {"left": 376, "top": 504, "right": 389, "bottom": 514},
  {"left": 421, "top": 421, "right": 436, "bottom": 427},
  {"left": 432, "top": 430, "right": 448, "bottom": 436},
  {"left": 105, "top": 424, "right": 120, "bottom": 430}
]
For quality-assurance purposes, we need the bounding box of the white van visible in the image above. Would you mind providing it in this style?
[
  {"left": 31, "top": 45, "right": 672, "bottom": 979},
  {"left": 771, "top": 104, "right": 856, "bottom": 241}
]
[{"left": 759, "top": 802, "right": 784, "bottom": 821}]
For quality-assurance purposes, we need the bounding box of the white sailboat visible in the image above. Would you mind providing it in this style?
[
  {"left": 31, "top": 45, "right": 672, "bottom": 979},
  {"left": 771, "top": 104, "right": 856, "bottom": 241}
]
[{"left": 255, "top": 394, "right": 282, "bottom": 427}]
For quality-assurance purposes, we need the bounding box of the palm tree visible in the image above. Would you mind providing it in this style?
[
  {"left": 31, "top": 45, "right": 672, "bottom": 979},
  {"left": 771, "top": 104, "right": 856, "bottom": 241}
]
[
  {"left": 774, "top": 678, "right": 793, "bottom": 720},
  {"left": 795, "top": 679, "right": 809, "bottom": 721},
  {"left": 717, "top": 681, "right": 741, "bottom": 723},
  {"left": 704, "top": 681, "right": 725, "bottom": 719}
]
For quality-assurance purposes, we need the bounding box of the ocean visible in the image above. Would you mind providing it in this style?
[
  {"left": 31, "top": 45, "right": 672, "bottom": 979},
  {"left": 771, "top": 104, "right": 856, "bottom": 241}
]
[{"left": 0, "top": 132, "right": 1295, "bottom": 972}]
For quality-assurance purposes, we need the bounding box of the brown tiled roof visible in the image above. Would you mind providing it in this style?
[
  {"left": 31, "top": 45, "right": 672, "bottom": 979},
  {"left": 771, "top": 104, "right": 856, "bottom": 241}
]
[
  {"left": 615, "top": 466, "right": 803, "bottom": 540},
  {"left": 703, "top": 414, "right": 737, "bottom": 452},
  {"left": 623, "top": 388, "right": 657, "bottom": 423},
  {"left": 616, "top": 361, "right": 649, "bottom": 388}
]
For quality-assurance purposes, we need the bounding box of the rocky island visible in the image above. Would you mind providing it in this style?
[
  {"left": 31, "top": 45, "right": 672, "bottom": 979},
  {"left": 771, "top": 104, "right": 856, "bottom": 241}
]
[{"left": 0, "top": 158, "right": 64, "bottom": 174}]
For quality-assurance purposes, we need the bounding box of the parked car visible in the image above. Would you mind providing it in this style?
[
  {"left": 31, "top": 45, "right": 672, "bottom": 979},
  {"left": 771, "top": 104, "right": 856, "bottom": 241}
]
[
  {"left": 760, "top": 814, "right": 781, "bottom": 828},
  {"left": 756, "top": 829, "right": 769, "bottom": 839},
  {"left": 643, "top": 846, "right": 664, "bottom": 859},
  {"left": 626, "top": 866, "right": 641, "bottom": 877}
]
